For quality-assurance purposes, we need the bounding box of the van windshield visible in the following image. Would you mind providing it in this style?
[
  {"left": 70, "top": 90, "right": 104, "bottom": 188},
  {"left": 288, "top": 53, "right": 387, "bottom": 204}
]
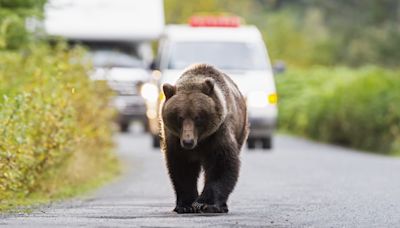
[
  {"left": 89, "top": 50, "right": 144, "bottom": 68},
  {"left": 167, "top": 41, "right": 269, "bottom": 70}
]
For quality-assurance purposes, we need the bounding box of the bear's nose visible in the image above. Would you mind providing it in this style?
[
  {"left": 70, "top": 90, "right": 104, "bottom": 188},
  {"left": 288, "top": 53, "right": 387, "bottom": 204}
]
[{"left": 181, "top": 139, "right": 195, "bottom": 149}]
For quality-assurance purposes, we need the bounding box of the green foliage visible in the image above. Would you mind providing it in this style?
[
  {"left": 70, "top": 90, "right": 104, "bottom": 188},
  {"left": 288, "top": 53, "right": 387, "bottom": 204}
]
[
  {"left": 277, "top": 66, "right": 400, "bottom": 155},
  {"left": 0, "top": 44, "right": 118, "bottom": 204},
  {"left": 0, "top": 0, "right": 46, "bottom": 15},
  {"left": 0, "top": 0, "right": 46, "bottom": 8},
  {"left": 164, "top": 0, "right": 259, "bottom": 24},
  {"left": 0, "top": 14, "right": 28, "bottom": 49},
  {"left": 0, "top": 0, "right": 119, "bottom": 210},
  {"left": 0, "top": 0, "right": 46, "bottom": 50},
  {"left": 258, "top": 9, "right": 336, "bottom": 67}
]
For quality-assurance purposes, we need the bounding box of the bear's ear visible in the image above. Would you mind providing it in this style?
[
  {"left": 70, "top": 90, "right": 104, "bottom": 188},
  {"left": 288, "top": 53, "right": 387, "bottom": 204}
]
[
  {"left": 162, "top": 83, "right": 176, "bottom": 100},
  {"left": 202, "top": 79, "right": 214, "bottom": 95}
]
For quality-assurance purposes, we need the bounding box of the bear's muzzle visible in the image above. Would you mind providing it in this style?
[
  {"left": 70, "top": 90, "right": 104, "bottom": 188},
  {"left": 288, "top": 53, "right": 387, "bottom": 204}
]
[{"left": 180, "top": 119, "right": 197, "bottom": 150}]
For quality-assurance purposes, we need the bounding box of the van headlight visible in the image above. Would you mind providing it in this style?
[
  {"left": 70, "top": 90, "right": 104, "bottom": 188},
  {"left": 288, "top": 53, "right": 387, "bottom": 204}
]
[
  {"left": 140, "top": 83, "right": 159, "bottom": 102},
  {"left": 247, "top": 91, "right": 278, "bottom": 108}
]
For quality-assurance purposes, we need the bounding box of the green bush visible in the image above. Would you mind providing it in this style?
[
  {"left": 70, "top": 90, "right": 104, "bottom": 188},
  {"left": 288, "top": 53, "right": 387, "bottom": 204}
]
[
  {"left": 277, "top": 66, "right": 400, "bottom": 155},
  {"left": 0, "top": 44, "right": 117, "bottom": 204}
]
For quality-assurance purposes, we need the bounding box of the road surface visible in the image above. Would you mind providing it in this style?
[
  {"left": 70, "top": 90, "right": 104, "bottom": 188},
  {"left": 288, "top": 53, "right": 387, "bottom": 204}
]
[{"left": 2, "top": 129, "right": 400, "bottom": 227}]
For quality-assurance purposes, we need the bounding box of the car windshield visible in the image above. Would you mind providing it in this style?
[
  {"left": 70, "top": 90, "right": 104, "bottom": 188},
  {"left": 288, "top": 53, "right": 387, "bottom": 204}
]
[
  {"left": 167, "top": 41, "right": 269, "bottom": 70},
  {"left": 90, "top": 50, "right": 144, "bottom": 68}
]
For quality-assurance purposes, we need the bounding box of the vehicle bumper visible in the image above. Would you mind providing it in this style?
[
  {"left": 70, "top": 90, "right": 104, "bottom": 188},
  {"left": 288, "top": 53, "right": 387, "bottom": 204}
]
[
  {"left": 117, "top": 112, "right": 147, "bottom": 123},
  {"left": 248, "top": 116, "right": 276, "bottom": 138},
  {"left": 114, "top": 96, "right": 147, "bottom": 123}
]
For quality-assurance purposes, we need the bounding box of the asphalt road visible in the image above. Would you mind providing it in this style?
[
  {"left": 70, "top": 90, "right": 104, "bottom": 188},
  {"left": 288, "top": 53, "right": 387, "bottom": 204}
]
[{"left": 2, "top": 129, "right": 400, "bottom": 227}]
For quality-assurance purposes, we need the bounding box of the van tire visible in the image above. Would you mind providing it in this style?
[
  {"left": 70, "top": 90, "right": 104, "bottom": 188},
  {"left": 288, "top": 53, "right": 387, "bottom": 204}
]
[
  {"left": 152, "top": 135, "right": 160, "bottom": 148},
  {"left": 120, "top": 122, "right": 129, "bottom": 133},
  {"left": 262, "top": 137, "right": 272, "bottom": 150},
  {"left": 247, "top": 138, "right": 256, "bottom": 149}
]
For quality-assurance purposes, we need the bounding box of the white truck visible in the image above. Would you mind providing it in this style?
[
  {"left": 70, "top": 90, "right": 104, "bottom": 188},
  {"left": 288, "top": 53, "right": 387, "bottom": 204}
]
[
  {"left": 147, "top": 16, "right": 278, "bottom": 149},
  {"left": 44, "top": 0, "right": 164, "bottom": 132}
]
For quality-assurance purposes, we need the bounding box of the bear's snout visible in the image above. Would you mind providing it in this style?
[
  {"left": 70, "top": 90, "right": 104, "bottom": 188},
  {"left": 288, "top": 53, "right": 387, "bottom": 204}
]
[{"left": 180, "top": 119, "right": 197, "bottom": 150}]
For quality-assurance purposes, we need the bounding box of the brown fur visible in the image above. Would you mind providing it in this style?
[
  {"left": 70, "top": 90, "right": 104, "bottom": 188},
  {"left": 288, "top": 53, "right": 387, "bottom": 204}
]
[{"left": 161, "top": 64, "right": 249, "bottom": 213}]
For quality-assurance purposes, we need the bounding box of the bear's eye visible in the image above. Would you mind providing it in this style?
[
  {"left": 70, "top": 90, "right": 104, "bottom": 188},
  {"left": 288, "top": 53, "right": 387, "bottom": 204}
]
[
  {"left": 177, "top": 116, "right": 184, "bottom": 125},
  {"left": 194, "top": 116, "right": 204, "bottom": 125}
]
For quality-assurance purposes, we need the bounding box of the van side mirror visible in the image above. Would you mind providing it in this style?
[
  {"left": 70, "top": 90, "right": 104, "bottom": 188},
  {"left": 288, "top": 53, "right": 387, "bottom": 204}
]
[
  {"left": 149, "top": 60, "right": 158, "bottom": 70},
  {"left": 273, "top": 60, "right": 286, "bottom": 75}
]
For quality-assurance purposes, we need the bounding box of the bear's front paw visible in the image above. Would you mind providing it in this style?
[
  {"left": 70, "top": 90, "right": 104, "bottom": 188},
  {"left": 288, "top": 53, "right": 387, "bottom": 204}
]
[
  {"left": 173, "top": 205, "right": 197, "bottom": 214},
  {"left": 192, "top": 202, "right": 228, "bottom": 213}
]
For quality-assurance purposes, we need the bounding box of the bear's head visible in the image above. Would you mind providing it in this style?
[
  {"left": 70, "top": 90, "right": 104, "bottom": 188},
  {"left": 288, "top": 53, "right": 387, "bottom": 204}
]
[{"left": 161, "top": 79, "right": 226, "bottom": 150}]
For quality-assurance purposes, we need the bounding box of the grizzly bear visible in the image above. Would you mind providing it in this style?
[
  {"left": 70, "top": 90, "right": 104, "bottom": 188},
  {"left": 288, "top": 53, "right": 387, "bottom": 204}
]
[{"left": 161, "top": 64, "right": 249, "bottom": 213}]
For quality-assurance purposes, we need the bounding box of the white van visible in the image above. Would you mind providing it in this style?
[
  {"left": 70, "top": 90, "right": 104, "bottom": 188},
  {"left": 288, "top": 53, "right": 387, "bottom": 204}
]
[{"left": 148, "top": 16, "right": 278, "bottom": 149}]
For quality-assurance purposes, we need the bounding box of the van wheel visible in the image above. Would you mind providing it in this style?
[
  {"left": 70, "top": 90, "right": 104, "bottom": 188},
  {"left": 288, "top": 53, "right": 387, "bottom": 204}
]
[
  {"left": 152, "top": 135, "right": 160, "bottom": 148},
  {"left": 142, "top": 119, "right": 150, "bottom": 133},
  {"left": 247, "top": 138, "right": 256, "bottom": 149},
  {"left": 120, "top": 122, "right": 129, "bottom": 133},
  {"left": 262, "top": 137, "right": 272, "bottom": 149}
]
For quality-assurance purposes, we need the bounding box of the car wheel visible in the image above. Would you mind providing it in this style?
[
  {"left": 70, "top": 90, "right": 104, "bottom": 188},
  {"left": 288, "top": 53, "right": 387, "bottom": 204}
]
[
  {"left": 261, "top": 137, "right": 272, "bottom": 150},
  {"left": 120, "top": 122, "right": 129, "bottom": 133},
  {"left": 152, "top": 135, "right": 160, "bottom": 148},
  {"left": 142, "top": 120, "right": 150, "bottom": 133},
  {"left": 247, "top": 138, "right": 256, "bottom": 149}
]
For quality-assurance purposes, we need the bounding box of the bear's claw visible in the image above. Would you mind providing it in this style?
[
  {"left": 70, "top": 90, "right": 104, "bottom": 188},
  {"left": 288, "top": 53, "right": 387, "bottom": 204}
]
[
  {"left": 192, "top": 201, "right": 207, "bottom": 212},
  {"left": 173, "top": 205, "right": 196, "bottom": 214},
  {"left": 192, "top": 202, "right": 228, "bottom": 213}
]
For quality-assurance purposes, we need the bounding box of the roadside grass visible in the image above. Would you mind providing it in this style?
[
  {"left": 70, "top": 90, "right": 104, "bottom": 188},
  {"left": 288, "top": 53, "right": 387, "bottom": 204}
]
[
  {"left": 0, "top": 157, "right": 119, "bottom": 212},
  {"left": 276, "top": 66, "right": 400, "bottom": 156}
]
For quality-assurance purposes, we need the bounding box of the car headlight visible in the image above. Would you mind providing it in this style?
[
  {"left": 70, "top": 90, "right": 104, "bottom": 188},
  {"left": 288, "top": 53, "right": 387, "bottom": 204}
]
[
  {"left": 140, "top": 83, "right": 159, "bottom": 102},
  {"left": 247, "top": 91, "right": 278, "bottom": 108}
]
